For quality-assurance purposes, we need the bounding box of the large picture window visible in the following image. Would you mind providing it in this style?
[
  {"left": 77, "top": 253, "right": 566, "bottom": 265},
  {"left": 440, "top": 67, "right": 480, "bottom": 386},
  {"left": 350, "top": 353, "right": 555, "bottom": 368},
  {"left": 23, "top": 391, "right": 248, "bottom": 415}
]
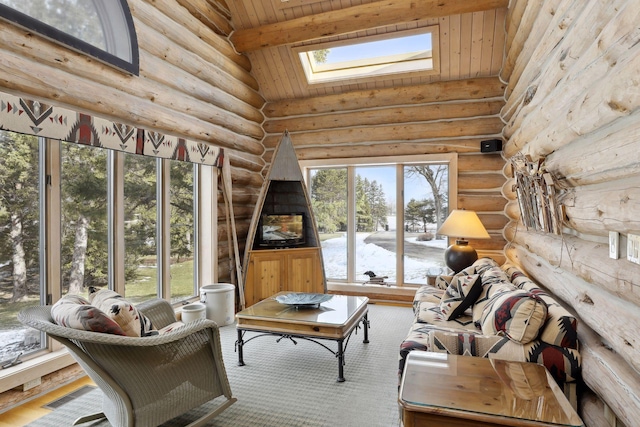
[
  {"left": 0, "top": 131, "right": 43, "bottom": 364},
  {"left": 0, "top": 131, "right": 208, "bottom": 367},
  {"left": 303, "top": 154, "right": 457, "bottom": 287}
]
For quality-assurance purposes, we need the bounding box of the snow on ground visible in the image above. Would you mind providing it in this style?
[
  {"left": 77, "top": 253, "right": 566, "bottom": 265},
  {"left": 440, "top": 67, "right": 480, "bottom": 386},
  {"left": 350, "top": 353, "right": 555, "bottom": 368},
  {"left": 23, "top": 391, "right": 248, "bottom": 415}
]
[{"left": 321, "top": 232, "right": 446, "bottom": 282}]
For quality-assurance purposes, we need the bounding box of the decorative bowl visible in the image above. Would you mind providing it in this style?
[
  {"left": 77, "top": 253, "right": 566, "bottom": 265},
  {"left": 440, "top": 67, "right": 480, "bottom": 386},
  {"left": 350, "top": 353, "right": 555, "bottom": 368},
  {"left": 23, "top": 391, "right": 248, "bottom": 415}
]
[{"left": 275, "top": 293, "right": 333, "bottom": 308}]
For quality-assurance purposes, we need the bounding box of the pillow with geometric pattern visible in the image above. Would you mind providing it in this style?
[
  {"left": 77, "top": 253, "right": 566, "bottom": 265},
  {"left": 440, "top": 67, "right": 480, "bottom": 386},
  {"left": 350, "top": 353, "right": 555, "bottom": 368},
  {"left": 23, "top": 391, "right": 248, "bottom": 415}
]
[
  {"left": 480, "top": 290, "right": 548, "bottom": 344},
  {"left": 88, "top": 287, "right": 156, "bottom": 337},
  {"left": 434, "top": 275, "right": 453, "bottom": 290},
  {"left": 51, "top": 294, "right": 127, "bottom": 336},
  {"left": 439, "top": 273, "right": 482, "bottom": 320}
]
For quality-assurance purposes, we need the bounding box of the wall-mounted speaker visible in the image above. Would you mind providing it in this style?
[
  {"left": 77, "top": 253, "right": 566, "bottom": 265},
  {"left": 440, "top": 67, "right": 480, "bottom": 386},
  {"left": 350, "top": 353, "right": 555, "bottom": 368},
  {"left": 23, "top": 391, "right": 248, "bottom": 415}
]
[{"left": 481, "top": 139, "right": 502, "bottom": 152}]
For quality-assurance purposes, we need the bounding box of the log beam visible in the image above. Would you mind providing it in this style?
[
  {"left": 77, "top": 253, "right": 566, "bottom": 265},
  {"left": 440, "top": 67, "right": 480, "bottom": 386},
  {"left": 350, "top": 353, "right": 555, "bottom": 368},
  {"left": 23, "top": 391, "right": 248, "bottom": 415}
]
[
  {"left": 579, "top": 324, "right": 640, "bottom": 427},
  {"left": 561, "top": 176, "right": 640, "bottom": 236},
  {"left": 230, "top": 0, "right": 508, "bottom": 52},
  {"left": 175, "top": 0, "right": 234, "bottom": 36},
  {"left": 543, "top": 111, "right": 640, "bottom": 187},
  {"left": 263, "top": 117, "right": 504, "bottom": 148},
  {"left": 264, "top": 100, "right": 503, "bottom": 133},
  {"left": 275, "top": 138, "right": 501, "bottom": 161},
  {"left": 264, "top": 78, "right": 505, "bottom": 118}
]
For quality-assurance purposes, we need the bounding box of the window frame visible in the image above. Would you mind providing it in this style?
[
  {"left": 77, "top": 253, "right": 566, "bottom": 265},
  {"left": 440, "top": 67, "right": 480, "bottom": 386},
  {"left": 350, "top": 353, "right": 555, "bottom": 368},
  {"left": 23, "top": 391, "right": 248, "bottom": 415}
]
[
  {"left": 0, "top": 0, "right": 139, "bottom": 75},
  {"left": 301, "top": 153, "right": 457, "bottom": 289}
]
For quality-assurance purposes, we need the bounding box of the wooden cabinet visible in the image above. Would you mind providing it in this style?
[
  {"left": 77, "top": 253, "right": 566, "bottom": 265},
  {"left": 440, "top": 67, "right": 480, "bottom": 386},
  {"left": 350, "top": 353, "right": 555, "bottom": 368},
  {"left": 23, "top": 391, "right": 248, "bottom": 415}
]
[
  {"left": 245, "top": 247, "right": 324, "bottom": 306},
  {"left": 241, "top": 132, "right": 326, "bottom": 308}
]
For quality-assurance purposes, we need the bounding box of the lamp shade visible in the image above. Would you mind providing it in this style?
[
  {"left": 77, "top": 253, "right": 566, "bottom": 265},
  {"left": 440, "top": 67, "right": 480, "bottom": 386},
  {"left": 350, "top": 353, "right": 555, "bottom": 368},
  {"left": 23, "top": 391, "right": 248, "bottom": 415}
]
[
  {"left": 437, "top": 210, "right": 490, "bottom": 273},
  {"left": 437, "top": 210, "right": 490, "bottom": 239}
]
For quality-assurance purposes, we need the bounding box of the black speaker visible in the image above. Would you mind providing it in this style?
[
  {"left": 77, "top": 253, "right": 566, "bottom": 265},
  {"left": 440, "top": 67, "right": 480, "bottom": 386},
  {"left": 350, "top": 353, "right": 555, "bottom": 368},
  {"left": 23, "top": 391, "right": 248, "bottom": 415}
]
[{"left": 480, "top": 139, "right": 502, "bottom": 152}]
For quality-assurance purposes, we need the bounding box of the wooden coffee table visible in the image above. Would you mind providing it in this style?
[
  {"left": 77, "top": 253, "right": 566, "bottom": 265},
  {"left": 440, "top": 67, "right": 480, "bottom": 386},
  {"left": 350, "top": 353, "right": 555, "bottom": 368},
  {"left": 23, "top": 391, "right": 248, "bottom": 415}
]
[
  {"left": 235, "top": 292, "right": 369, "bottom": 382},
  {"left": 399, "top": 351, "right": 584, "bottom": 427}
]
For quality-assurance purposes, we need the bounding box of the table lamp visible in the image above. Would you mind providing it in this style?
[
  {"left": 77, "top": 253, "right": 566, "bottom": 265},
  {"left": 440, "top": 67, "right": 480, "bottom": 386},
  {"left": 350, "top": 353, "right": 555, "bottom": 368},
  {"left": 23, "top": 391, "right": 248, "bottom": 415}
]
[{"left": 437, "top": 209, "right": 490, "bottom": 273}]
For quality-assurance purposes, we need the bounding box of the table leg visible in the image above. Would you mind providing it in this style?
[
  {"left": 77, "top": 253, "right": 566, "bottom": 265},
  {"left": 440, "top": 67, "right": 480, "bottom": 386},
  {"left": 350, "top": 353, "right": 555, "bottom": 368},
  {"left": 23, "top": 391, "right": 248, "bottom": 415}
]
[
  {"left": 236, "top": 329, "right": 245, "bottom": 366},
  {"left": 362, "top": 313, "right": 370, "bottom": 343},
  {"left": 337, "top": 339, "right": 345, "bottom": 382}
]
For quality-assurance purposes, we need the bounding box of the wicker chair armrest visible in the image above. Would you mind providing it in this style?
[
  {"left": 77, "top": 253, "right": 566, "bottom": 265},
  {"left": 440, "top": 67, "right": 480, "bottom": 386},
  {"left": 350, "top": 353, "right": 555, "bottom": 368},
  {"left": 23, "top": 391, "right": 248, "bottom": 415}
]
[{"left": 136, "top": 298, "right": 179, "bottom": 330}]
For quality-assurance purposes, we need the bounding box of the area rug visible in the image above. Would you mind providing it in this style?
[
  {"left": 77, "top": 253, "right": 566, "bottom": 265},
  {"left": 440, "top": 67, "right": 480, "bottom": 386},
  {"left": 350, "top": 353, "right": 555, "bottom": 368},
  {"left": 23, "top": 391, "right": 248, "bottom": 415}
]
[{"left": 27, "top": 303, "right": 413, "bottom": 427}]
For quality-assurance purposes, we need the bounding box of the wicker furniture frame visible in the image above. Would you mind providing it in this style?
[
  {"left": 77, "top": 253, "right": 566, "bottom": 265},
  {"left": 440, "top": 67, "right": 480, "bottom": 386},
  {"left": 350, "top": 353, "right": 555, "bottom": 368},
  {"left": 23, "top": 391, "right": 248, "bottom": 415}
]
[{"left": 18, "top": 299, "right": 236, "bottom": 427}]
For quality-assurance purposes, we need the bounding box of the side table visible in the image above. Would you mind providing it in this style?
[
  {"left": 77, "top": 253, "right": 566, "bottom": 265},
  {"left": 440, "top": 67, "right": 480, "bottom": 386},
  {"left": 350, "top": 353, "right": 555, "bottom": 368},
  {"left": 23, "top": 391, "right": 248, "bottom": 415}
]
[{"left": 399, "top": 351, "right": 584, "bottom": 427}]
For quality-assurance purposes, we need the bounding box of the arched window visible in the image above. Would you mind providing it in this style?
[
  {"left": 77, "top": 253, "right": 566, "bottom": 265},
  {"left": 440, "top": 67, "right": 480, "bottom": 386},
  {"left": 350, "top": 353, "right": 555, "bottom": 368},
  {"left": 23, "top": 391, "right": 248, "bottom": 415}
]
[{"left": 0, "top": 0, "right": 139, "bottom": 75}]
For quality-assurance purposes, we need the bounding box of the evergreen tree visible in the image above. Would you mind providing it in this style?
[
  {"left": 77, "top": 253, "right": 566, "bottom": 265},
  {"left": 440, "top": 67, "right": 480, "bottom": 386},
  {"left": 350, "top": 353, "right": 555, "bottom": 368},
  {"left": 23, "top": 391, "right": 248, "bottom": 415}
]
[
  {"left": 123, "top": 154, "right": 158, "bottom": 280},
  {"left": 311, "top": 169, "right": 347, "bottom": 233},
  {"left": 169, "top": 161, "right": 194, "bottom": 263},
  {"left": 0, "top": 131, "right": 40, "bottom": 301},
  {"left": 60, "top": 143, "right": 108, "bottom": 294}
]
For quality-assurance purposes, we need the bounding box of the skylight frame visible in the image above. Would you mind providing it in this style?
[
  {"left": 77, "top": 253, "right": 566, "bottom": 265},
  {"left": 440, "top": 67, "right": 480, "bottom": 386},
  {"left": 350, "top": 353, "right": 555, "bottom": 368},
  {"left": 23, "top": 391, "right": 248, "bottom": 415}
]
[{"left": 294, "top": 26, "right": 439, "bottom": 87}]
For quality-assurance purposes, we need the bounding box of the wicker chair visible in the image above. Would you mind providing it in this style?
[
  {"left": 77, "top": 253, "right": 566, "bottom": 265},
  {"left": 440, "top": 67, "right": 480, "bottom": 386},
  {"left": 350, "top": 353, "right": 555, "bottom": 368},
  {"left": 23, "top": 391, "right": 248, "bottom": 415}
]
[{"left": 18, "top": 299, "right": 236, "bottom": 427}]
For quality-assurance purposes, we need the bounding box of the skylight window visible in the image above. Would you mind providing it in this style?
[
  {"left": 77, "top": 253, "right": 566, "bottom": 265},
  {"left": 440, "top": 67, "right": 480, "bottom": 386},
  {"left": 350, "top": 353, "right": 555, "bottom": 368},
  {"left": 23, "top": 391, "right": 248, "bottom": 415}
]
[{"left": 296, "top": 27, "right": 438, "bottom": 85}]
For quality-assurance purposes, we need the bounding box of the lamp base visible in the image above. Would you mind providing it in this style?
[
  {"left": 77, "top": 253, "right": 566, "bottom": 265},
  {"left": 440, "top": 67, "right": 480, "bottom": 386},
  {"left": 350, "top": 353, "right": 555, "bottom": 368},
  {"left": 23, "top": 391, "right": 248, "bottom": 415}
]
[{"left": 444, "top": 240, "right": 478, "bottom": 273}]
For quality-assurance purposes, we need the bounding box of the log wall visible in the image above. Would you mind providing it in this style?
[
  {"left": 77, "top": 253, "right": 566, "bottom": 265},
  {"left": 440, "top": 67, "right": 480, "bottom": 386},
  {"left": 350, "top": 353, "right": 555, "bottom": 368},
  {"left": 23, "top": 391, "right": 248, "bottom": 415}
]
[
  {"left": 0, "top": 0, "right": 265, "bottom": 283},
  {"left": 262, "top": 77, "right": 508, "bottom": 262},
  {"left": 502, "top": 0, "right": 640, "bottom": 425}
]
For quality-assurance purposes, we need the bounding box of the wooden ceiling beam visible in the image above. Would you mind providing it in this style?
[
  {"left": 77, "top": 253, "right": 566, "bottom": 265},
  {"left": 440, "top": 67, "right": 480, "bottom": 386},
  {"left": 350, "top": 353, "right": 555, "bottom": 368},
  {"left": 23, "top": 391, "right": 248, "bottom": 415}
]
[{"left": 230, "top": 0, "right": 509, "bottom": 52}]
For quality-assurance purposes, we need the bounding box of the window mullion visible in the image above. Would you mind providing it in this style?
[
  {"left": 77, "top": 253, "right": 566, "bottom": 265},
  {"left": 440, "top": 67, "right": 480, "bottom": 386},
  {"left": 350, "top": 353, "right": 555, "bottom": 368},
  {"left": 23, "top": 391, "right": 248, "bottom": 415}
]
[
  {"left": 396, "top": 164, "right": 405, "bottom": 286},
  {"left": 157, "top": 159, "right": 171, "bottom": 300},
  {"left": 109, "top": 151, "right": 125, "bottom": 294},
  {"left": 347, "top": 166, "right": 356, "bottom": 283}
]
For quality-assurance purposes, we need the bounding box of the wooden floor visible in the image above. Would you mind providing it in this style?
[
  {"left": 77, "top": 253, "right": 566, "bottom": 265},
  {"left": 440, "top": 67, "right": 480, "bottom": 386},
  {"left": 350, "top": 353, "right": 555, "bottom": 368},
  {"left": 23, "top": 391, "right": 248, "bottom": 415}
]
[{"left": 0, "top": 376, "right": 94, "bottom": 427}]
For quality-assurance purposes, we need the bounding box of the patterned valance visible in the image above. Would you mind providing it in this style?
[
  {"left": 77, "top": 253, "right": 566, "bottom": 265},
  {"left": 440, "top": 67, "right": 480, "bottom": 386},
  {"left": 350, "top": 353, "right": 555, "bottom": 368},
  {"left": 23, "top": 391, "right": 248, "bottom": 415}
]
[{"left": 0, "top": 90, "right": 222, "bottom": 166}]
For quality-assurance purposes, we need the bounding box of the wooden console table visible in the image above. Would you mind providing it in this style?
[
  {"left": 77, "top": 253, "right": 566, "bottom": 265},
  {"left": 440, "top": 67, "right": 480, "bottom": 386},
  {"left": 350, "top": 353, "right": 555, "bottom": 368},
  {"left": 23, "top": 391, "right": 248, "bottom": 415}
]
[{"left": 399, "top": 351, "right": 583, "bottom": 427}]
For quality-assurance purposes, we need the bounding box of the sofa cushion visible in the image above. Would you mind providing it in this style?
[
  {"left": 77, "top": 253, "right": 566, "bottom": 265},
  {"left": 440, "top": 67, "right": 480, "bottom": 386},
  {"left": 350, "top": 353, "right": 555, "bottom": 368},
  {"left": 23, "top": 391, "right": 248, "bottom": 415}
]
[
  {"left": 439, "top": 273, "right": 482, "bottom": 320},
  {"left": 88, "top": 287, "right": 156, "bottom": 337},
  {"left": 429, "top": 329, "right": 528, "bottom": 360},
  {"left": 416, "top": 300, "right": 475, "bottom": 330},
  {"left": 472, "top": 282, "right": 515, "bottom": 325},
  {"left": 504, "top": 266, "right": 579, "bottom": 349},
  {"left": 471, "top": 257, "right": 500, "bottom": 274},
  {"left": 412, "top": 285, "right": 445, "bottom": 314},
  {"left": 51, "top": 294, "right": 127, "bottom": 335},
  {"left": 434, "top": 275, "right": 453, "bottom": 290},
  {"left": 480, "top": 290, "right": 548, "bottom": 344}
]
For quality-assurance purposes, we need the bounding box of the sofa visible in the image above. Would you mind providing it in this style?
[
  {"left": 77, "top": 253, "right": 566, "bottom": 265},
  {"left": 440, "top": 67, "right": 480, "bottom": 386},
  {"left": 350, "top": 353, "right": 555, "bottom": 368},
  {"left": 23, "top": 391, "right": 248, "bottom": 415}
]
[{"left": 399, "top": 257, "right": 581, "bottom": 401}]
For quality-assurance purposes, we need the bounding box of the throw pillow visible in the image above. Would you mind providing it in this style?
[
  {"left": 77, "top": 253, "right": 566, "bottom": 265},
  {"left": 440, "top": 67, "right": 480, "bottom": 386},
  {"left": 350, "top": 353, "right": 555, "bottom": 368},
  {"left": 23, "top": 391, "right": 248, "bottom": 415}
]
[
  {"left": 472, "top": 282, "right": 515, "bottom": 326},
  {"left": 51, "top": 294, "right": 126, "bottom": 335},
  {"left": 439, "top": 273, "right": 482, "bottom": 320},
  {"left": 434, "top": 275, "right": 453, "bottom": 290},
  {"left": 480, "top": 290, "right": 548, "bottom": 344},
  {"left": 88, "top": 287, "right": 156, "bottom": 337}
]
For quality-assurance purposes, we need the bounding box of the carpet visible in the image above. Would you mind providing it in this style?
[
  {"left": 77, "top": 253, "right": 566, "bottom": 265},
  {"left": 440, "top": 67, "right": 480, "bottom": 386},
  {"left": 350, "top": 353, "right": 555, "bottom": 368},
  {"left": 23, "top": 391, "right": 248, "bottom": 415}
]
[{"left": 27, "top": 303, "right": 413, "bottom": 427}]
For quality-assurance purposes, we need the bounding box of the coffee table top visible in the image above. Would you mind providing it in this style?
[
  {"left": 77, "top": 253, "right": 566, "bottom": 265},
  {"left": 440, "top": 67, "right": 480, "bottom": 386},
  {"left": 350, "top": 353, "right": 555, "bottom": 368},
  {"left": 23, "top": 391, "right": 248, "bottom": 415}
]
[
  {"left": 236, "top": 292, "right": 368, "bottom": 328},
  {"left": 399, "top": 351, "right": 583, "bottom": 426}
]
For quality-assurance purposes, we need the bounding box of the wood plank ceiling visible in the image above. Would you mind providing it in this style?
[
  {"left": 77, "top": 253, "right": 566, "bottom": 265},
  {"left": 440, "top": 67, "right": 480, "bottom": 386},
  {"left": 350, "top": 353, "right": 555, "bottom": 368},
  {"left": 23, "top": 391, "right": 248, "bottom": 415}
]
[{"left": 225, "top": 0, "right": 508, "bottom": 102}]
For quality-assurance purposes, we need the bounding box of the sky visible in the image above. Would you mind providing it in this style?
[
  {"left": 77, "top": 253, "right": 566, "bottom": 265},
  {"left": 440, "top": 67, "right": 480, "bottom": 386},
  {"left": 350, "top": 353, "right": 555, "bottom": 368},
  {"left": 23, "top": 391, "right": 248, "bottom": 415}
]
[
  {"left": 323, "top": 33, "right": 432, "bottom": 64},
  {"left": 356, "top": 166, "right": 437, "bottom": 207}
]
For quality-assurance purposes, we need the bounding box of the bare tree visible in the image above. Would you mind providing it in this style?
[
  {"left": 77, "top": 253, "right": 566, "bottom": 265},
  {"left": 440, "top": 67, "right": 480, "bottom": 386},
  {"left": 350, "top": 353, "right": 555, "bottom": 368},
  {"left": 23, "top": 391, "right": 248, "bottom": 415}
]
[{"left": 405, "top": 165, "right": 448, "bottom": 234}]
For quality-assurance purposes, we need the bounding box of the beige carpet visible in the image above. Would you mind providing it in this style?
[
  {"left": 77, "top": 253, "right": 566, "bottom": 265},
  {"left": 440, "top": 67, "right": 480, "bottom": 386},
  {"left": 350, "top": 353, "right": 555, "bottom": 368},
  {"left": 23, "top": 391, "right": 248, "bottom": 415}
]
[{"left": 27, "top": 303, "right": 414, "bottom": 427}]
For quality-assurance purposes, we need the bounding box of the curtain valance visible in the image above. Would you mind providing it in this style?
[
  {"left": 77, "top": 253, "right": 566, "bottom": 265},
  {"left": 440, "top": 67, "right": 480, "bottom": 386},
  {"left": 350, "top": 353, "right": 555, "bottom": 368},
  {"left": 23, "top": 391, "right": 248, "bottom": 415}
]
[{"left": 0, "top": 90, "right": 221, "bottom": 166}]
